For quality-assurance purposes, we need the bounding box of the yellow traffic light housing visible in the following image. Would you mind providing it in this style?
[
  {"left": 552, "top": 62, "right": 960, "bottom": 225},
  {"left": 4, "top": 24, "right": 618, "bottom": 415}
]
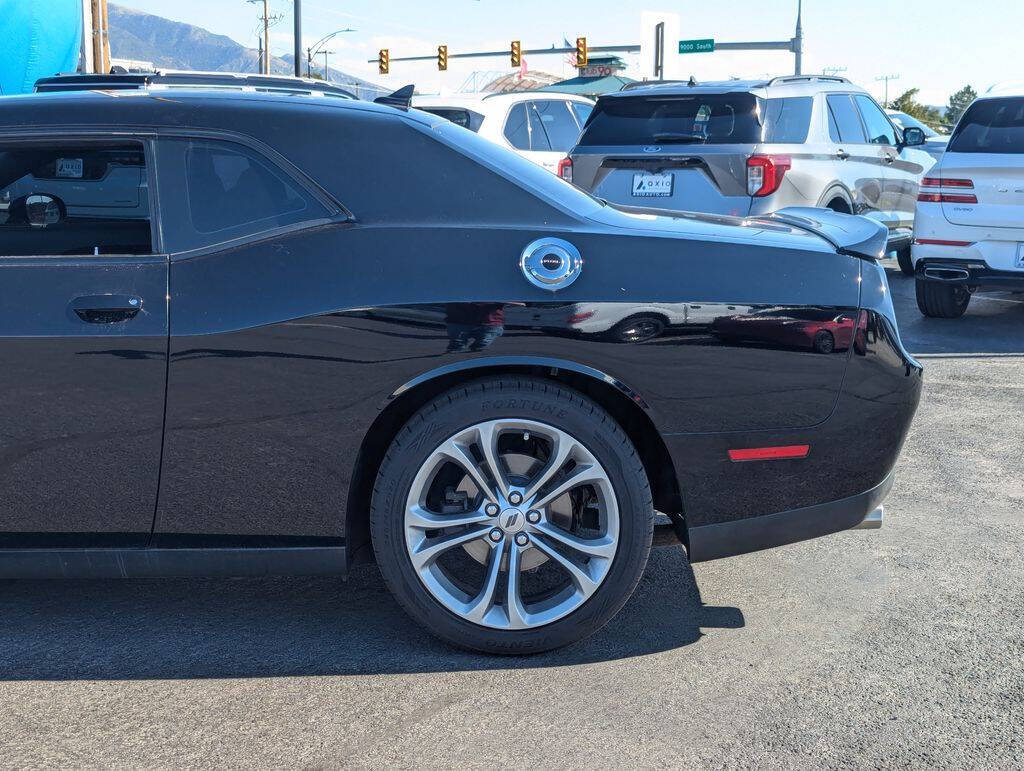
[
  {"left": 438, "top": 45, "right": 448, "bottom": 71},
  {"left": 575, "top": 36, "right": 587, "bottom": 67},
  {"left": 511, "top": 40, "right": 522, "bottom": 68},
  {"left": 378, "top": 48, "right": 389, "bottom": 75}
]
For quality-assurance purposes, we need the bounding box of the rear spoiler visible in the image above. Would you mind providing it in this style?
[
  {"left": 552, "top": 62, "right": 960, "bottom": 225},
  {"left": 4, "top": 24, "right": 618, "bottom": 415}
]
[{"left": 768, "top": 207, "right": 888, "bottom": 260}]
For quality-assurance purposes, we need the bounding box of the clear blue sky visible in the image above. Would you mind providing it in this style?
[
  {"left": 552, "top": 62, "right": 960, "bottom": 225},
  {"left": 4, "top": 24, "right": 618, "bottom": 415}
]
[{"left": 114, "top": 0, "right": 1020, "bottom": 105}]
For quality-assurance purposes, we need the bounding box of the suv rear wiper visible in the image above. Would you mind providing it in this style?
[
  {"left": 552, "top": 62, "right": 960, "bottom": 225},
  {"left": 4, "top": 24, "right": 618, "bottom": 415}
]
[{"left": 651, "top": 132, "right": 706, "bottom": 144}]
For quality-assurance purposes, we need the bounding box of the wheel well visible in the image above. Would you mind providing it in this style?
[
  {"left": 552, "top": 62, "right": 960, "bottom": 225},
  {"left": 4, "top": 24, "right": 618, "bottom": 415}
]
[
  {"left": 344, "top": 365, "right": 685, "bottom": 565},
  {"left": 825, "top": 195, "right": 851, "bottom": 214}
]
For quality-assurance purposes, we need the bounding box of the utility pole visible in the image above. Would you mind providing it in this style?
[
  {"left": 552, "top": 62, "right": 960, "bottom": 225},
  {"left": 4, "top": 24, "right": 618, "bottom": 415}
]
[
  {"left": 823, "top": 65, "right": 847, "bottom": 77},
  {"left": 876, "top": 73, "right": 900, "bottom": 107},
  {"left": 322, "top": 49, "right": 333, "bottom": 82},
  {"left": 248, "top": 0, "right": 279, "bottom": 74},
  {"left": 793, "top": 0, "right": 803, "bottom": 75},
  {"left": 293, "top": 0, "right": 302, "bottom": 77}
]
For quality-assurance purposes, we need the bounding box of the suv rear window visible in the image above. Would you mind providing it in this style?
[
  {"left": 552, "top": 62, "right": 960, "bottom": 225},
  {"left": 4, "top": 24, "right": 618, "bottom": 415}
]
[
  {"left": 948, "top": 97, "right": 1024, "bottom": 153},
  {"left": 577, "top": 94, "right": 810, "bottom": 146}
]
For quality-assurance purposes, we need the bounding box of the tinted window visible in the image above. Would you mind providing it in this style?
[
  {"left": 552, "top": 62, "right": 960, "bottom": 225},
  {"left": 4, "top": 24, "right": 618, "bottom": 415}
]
[
  {"left": 526, "top": 104, "right": 552, "bottom": 151},
  {"left": 503, "top": 103, "right": 530, "bottom": 150},
  {"left": 762, "top": 97, "right": 812, "bottom": 143},
  {"left": 854, "top": 95, "right": 897, "bottom": 145},
  {"left": 826, "top": 95, "right": 866, "bottom": 143},
  {"left": 0, "top": 142, "right": 152, "bottom": 256},
  {"left": 570, "top": 102, "right": 594, "bottom": 127},
  {"left": 158, "top": 138, "right": 329, "bottom": 252},
  {"left": 423, "top": 108, "right": 473, "bottom": 130},
  {"left": 533, "top": 101, "right": 582, "bottom": 151},
  {"left": 948, "top": 97, "right": 1024, "bottom": 153},
  {"left": 578, "top": 93, "right": 762, "bottom": 145}
]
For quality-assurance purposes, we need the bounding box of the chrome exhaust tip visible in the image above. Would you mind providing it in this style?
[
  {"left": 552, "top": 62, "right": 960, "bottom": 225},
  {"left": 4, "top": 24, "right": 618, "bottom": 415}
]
[
  {"left": 854, "top": 506, "right": 883, "bottom": 530},
  {"left": 923, "top": 266, "right": 970, "bottom": 281}
]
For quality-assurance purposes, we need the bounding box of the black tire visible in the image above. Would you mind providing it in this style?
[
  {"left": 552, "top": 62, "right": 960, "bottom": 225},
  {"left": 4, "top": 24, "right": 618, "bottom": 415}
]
[
  {"left": 896, "top": 246, "right": 914, "bottom": 276},
  {"left": 812, "top": 329, "right": 836, "bottom": 354},
  {"left": 370, "top": 377, "right": 654, "bottom": 654},
  {"left": 608, "top": 314, "right": 666, "bottom": 343},
  {"left": 916, "top": 279, "right": 971, "bottom": 318}
]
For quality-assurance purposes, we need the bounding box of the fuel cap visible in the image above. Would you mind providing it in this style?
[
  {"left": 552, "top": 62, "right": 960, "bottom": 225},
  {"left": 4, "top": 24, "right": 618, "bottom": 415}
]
[{"left": 519, "top": 238, "right": 582, "bottom": 290}]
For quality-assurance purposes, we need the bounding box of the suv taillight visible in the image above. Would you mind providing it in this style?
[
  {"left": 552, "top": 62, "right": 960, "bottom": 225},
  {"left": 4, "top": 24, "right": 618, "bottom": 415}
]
[
  {"left": 918, "top": 176, "right": 977, "bottom": 203},
  {"left": 746, "top": 155, "right": 791, "bottom": 197},
  {"left": 557, "top": 157, "right": 573, "bottom": 184}
]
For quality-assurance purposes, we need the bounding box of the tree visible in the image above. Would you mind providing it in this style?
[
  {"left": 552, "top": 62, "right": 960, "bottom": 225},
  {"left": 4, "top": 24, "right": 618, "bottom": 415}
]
[
  {"left": 946, "top": 85, "right": 978, "bottom": 126},
  {"left": 888, "top": 88, "right": 944, "bottom": 131}
]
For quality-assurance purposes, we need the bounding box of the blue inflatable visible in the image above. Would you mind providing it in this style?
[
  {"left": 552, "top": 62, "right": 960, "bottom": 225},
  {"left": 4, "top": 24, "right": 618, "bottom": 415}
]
[{"left": 0, "top": 0, "right": 83, "bottom": 95}]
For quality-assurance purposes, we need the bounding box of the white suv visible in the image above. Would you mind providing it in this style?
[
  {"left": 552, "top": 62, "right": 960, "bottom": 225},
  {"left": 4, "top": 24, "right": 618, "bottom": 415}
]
[
  {"left": 411, "top": 92, "right": 594, "bottom": 174},
  {"left": 912, "top": 86, "right": 1024, "bottom": 317}
]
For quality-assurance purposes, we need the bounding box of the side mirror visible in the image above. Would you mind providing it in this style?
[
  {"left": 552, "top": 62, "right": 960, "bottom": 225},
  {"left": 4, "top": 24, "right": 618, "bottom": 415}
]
[
  {"left": 11, "top": 193, "right": 66, "bottom": 228},
  {"left": 902, "top": 126, "right": 926, "bottom": 147}
]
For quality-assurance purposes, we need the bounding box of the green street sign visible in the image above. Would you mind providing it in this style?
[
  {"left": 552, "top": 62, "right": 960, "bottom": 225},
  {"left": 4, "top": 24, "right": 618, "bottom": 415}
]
[{"left": 679, "top": 38, "right": 715, "bottom": 54}]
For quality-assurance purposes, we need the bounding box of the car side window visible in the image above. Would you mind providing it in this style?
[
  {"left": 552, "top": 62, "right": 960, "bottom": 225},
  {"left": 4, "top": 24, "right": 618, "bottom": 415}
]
[
  {"left": 532, "top": 101, "right": 582, "bottom": 152},
  {"left": 157, "top": 137, "right": 329, "bottom": 253},
  {"left": 0, "top": 141, "right": 153, "bottom": 256},
  {"left": 826, "top": 94, "right": 867, "bottom": 144},
  {"left": 854, "top": 95, "right": 898, "bottom": 146},
  {"left": 570, "top": 102, "right": 594, "bottom": 128},
  {"left": 762, "top": 96, "right": 812, "bottom": 143},
  {"left": 503, "top": 103, "right": 531, "bottom": 150},
  {"left": 526, "top": 104, "right": 552, "bottom": 151},
  {"left": 827, "top": 102, "right": 841, "bottom": 142}
]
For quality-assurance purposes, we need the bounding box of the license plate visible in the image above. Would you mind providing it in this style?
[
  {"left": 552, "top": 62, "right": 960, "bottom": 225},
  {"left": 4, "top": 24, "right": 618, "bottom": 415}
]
[
  {"left": 632, "top": 172, "right": 673, "bottom": 197},
  {"left": 56, "top": 158, "right": 84, "bottom": 178}
]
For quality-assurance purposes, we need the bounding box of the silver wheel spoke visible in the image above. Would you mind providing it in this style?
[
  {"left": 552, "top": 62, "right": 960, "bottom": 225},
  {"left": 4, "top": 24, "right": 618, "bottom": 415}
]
[
  {"left": 532, "top": 520, "right": 617, "bottom": 560},
  {"left": 504, "top": 542, "right": 529, "bottom": 629},
  {"left": 522, "top": 434, "right": 574, "bottom": 503},
  {"left": 531, "top": 535, "right": 599, "bottom": 597},
  {"left": 475, "top": 422, "right": 510, "bottom": 499},
  {"left": 463, "top": 540, "right": 504, "bottom": 623},
  {"left": 437, "top": 439, "right": 500, "bottom": 505},
  {"left": 406, "top": 504, "right": 490, "bottom": 531},
  {"left": 530, "top": 463, "right": 606, "bottom": 510},
  {"left": 409, "top": 525, "right": 491, "bottom": 570}
]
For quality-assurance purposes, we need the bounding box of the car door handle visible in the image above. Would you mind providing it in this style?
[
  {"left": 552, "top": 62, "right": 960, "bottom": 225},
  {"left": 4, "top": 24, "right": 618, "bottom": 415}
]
[
  {"left": 71, "top": 294, "right": 142, "bottom": 324},
  {"left": 835, "top": 149, "right": 850, "bottom": 160}
]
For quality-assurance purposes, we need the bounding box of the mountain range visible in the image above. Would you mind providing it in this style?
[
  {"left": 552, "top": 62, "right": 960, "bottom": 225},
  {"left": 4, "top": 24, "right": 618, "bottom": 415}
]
[{"left": 107, "top": 4, "right": 384, "bottom": 97}]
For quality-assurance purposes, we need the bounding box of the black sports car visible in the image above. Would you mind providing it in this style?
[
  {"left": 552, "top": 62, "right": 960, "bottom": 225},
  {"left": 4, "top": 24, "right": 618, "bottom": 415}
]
[{"left": 0, "top": 89, "right": 921, "bottom": 653}]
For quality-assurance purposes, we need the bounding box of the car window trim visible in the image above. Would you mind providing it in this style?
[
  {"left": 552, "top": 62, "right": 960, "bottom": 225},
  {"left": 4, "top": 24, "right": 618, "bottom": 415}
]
[{"left": 0, "top": 131, "right": 164, "bottom": 258}]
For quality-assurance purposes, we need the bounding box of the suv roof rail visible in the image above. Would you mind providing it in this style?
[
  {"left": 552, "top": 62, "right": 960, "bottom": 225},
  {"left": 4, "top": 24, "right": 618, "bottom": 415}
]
[
  {"left": 764, "top": 74, "right": 851, "bottom": 87},
  {"left": 33, "top": 71, "right": 358, "bottom": 99}
]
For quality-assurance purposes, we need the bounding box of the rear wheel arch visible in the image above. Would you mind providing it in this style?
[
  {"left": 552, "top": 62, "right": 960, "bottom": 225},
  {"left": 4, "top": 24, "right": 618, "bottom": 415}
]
[
  {"left": 819, "top": 185, "right": 853, "bottom": 214},
  {"left": 344, "top": 360, "right": 685, "bottom": 565}
]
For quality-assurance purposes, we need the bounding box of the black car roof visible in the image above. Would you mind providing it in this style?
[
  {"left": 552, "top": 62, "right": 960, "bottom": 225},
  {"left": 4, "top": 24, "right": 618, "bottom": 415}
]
[
  {"left": 35, "top": 71, "right": 357, "bottom": 99},
  {"left": 0, "top": 88, "right": 425, "bottom": 131}
]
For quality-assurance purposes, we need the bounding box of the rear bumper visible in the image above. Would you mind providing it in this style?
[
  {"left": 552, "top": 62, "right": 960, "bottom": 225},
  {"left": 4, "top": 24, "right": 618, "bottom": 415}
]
[
  {"left": 686, "top": 468, "right": 893, "bottom": 562},
  {"left": 916, "top": 258, "right": 1024, "bottom": 292}
]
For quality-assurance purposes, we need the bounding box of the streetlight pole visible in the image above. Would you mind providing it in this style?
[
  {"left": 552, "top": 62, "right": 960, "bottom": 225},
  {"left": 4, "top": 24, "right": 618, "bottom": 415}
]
[
  {"left": 307, "top": 28, "right": 356, "bottom": 81},
  {"left": 322, "top": 49, "right": 333, "bottom": 82},
  {"left": 293, "top": 0, "right": 302, "bottom": 77}
]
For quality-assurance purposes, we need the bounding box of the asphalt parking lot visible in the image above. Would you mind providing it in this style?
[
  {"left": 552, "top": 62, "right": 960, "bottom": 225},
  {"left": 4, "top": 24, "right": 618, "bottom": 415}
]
[{"left": 1, "top": 266, "right": 1021, "bottom": 769}]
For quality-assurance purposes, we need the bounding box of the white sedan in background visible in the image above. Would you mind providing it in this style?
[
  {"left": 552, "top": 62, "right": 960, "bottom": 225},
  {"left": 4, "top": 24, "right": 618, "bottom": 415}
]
[{"left": 412, "top": 92, "right": 594, "bottom": 174}]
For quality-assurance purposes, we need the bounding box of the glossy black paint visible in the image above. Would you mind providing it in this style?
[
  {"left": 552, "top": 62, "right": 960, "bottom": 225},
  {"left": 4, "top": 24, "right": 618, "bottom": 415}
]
[{"left": 0, "top": 91, "right": 921, "bottom": 566}]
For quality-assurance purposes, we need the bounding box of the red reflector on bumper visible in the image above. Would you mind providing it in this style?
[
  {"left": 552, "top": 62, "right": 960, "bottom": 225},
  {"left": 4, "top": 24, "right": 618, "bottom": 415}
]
[{"left": 728, "top": 444, "right": 810, "bottom": 462}]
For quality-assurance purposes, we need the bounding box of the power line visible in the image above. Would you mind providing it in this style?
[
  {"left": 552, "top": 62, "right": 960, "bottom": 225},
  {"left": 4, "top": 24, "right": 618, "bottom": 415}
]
[{"left": 876, "top": 73, "right": 900, "bottom": 106}]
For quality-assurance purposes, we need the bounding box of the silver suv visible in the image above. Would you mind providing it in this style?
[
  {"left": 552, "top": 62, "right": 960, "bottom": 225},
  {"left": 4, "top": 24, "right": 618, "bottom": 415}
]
[{"left": 565, "top": 75, "right": 935, "bottom": 273}]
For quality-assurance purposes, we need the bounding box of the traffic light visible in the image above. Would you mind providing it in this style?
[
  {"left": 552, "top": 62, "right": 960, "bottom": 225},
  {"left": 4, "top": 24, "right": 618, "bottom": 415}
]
[
  {"left": 511, "top": 40, "right": 521, "bottom": 68},
  {"left": 378, "top": 48, "right": 389, "bottom": 75},
  {"left": 575, "top": 36, "right": 587, "bottom": 67},
  {"left": 438, "top": 44, "right": 448, "bottom": 71}
]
